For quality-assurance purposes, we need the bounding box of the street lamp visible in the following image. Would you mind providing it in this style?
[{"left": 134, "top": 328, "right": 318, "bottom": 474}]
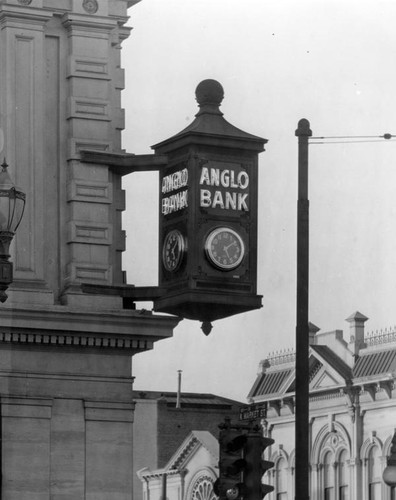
[
  {"left": 0, "top": 160, "right": 25, "bottom": 302},
  {"left": 383, "top": 431, "right": 396, "bottom": 487}
]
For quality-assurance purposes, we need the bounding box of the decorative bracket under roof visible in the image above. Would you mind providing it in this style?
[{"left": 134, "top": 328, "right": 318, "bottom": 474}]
[
  {"left": 360, "top": 384, "right": 376, "bottom": 402},
  {"left": 269, "top": 400, "right": 281, "bottom": 417},
  {"left": 281, "top": 397, "right": 295, "bottom": 415},
  {"left": 378, "top": 380, "right": 394, "bottom": 399}
]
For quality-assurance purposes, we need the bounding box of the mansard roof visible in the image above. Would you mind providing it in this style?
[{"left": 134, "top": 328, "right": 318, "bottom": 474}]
[
  {"left": 353, "top": 348, "right": 396, "bottom": 379},
  {"left": 248, "top": 368, "right": 293, "bottom": 399},
  {"left": 248, "top": 327, "right": 396, "bottom": 401}
]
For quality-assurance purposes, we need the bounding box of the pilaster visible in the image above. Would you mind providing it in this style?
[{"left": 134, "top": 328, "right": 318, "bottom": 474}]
[
  {"left": 2, "top": 397, "right": 53, "bottom": 499},
  {"left": 0, "top": 5, "right": 54, "bottom": 304},
  {"left": 351, "top": 401, "right": 364, "bottom": 499},
  {"left": 60, "top": 12, "right": 128, "bottom": 306}
]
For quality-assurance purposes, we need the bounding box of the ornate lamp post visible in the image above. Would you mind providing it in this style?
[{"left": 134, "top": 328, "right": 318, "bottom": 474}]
[
  {"left": 383, "top": 431, "right": 396, "bottom": 488},
  {"left": 0, "top": 160, "right": 25, "bottom": 302}
]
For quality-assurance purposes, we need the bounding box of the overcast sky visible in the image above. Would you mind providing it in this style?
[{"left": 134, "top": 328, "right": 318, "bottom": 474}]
[{"left": 120, "top": 0, "right": 396, "bottom": 402}]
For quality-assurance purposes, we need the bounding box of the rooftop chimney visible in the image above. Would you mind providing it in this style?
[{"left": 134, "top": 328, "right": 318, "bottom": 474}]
[
  {"left": 346, "top": 311, "right": 368, "bottom": 356},
  {"left": 309, "top": 322, "right": 320, "bottom": 345}
]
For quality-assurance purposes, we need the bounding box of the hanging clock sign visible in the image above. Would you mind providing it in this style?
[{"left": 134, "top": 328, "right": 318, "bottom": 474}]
[{"left": 153, "top": 79, "right": 267, "bottom": 332}]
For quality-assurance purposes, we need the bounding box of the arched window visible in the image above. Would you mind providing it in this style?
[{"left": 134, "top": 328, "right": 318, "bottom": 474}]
[
  {"left": 191, "top": 474, "right": 216, "bottom": 500},
  {"left": 276, "top": 457, "right": 288, "bottom": 500},
  {"left": 324, "top": 451, "right": 334, "bottom": 500},
  {"left": 368, "top": 446, "right": 382, "bottom": 500},
  {"left": 338, "top": 449, "right": 348, "bottom": 500}
]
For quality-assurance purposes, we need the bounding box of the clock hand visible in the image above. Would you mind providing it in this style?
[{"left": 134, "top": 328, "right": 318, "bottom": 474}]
[
  {"left": 170, "top": 239, "right": 178, "bottom": 254},
  {"left": 223, "top": 246, "right": 230, "bottom": 258},
  {"left": 224, "top": 241, "right": 237, "bottom": 251}
]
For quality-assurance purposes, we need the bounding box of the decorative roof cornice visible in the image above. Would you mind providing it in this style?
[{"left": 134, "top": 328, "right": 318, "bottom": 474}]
[
  {"left": 0, "top": 330, "right": 154, "bottom": 353},
  {"left": 168, "top": 431, "right": 218, "bottom": 470},
  {"left": 0, "top": 305, "right": 180, "bottom": 352},
  {"left": 137, "top": 468, "right": 184, "bottom": 480},
  {"left": 169, "top": 435, "right": 199, "bottom": 469}
]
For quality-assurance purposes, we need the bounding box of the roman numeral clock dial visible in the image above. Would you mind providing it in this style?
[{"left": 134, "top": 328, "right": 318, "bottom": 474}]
[{"left": 205, "top": 227, "right": 245, "bottom": 270}]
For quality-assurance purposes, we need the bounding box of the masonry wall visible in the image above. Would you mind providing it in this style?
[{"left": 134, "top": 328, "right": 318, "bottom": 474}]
[
  {"left": 0, "top": 2, "right": 179, "bottom": 499},
  {"left": 157, "top": 400, "right": 242, "bottom": 467},
  {"left": 133, "top": 399, "right": 159, "bottom": 500}
]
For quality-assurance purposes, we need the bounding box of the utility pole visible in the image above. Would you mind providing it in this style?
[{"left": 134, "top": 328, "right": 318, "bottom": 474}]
[{"left": 295, "top": 119, "right": 312, "bottom": 500}]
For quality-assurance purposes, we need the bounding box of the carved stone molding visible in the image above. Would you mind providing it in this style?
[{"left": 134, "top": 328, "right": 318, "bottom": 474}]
[
  {"left": 83, "top": 0, "right": 98, "bottom": 14},
  {"left": 0, "top": 329, "right": 154, "bottom": 353}
]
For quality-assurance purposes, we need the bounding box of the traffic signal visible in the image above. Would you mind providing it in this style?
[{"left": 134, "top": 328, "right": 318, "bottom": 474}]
[
  {"left": 244, "top": 431, "right": 274, "bottom": 499},
  {"left": 214, "top": 427, "right": 247, "bottom": 500}
]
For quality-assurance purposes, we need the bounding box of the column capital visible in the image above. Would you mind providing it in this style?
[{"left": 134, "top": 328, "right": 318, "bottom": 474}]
[
  {"left": 61, "top": 12, "right": 118, "bottom": 35},
  {"left": 0, "top": 4, "right": 53, "bottom": 29}
]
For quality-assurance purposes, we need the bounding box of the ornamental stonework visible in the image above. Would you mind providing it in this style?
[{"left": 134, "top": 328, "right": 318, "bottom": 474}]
[
  {"left": 191, "top": 475, "right": 216, "bottom": 500},
  {"left": 83, "top": 0, "right": 98, "bottom": 14},
  {"left": 324, "top": 431, "right": 347, "bottom": 453}
]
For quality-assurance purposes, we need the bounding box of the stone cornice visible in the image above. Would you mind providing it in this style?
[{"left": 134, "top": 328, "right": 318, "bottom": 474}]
[
  {"left": 138, "top": 468, "right": 183, "bottom": 480},
  {"left": 169, "top": 436, "right": 199, "bottom": 469},
  {"left": 0, "top": 305, "right": 181, "bottom": 352},
  {"left": 0, "top": 329, "right": 153, "bottom": 353},
  {"left": 0, "top": 5, "right": 53, "bottom": 29},
  {"left": 62, "top": 12, "right": 118, "bottom": 35}
]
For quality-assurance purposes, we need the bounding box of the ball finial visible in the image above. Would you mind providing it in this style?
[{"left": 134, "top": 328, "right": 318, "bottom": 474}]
[{"left": 195, "top": 79, "right": 224, "bottom": 107}]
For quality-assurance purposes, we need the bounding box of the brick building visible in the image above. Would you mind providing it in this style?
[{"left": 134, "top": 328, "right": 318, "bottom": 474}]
[{"left": 133, "top": 391, "right": 244, "bottom": 500}]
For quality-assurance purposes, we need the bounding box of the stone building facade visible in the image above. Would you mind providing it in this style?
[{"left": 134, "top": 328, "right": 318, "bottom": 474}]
[
  {"left": 248, "top": 312, "right": 396, "bottom": 500},
  {"left": 0, "top": 2, "right": 179, "bottom": 499}
]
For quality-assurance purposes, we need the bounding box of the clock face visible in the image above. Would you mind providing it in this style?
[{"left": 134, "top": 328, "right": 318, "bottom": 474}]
[
  {"left": 162, "top": 229, "right": 186, "bottom": 272},
  {"left": 205, "top": 227, "right": 245, "bottom": 270}
]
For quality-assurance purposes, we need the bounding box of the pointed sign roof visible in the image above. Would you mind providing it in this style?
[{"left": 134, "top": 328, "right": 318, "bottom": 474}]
[{"left": 152, "top": 79, "right": 267, "bottom": 153}]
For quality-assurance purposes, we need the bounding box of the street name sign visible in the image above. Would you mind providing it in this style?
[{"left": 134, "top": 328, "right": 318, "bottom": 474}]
[{"left": 239, "top": 403, "right": 266, "bottom": 421}]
